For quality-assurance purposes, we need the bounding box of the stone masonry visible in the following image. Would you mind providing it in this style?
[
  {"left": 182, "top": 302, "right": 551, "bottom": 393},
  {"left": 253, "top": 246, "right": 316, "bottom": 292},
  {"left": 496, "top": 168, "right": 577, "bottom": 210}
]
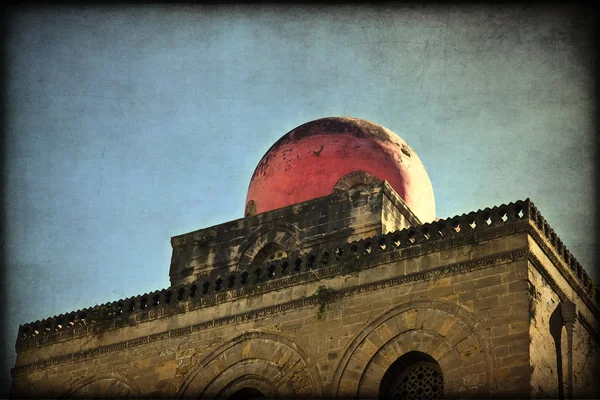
[{"left": 10, "top": 183, "right": 600, "bottom": 399}]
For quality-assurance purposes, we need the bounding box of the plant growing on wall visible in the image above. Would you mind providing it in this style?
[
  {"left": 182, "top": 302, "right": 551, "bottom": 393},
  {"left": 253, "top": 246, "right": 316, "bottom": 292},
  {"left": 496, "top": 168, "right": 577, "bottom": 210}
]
[{"left": 314, "top": 285, "right": 336, "bottom": 319}]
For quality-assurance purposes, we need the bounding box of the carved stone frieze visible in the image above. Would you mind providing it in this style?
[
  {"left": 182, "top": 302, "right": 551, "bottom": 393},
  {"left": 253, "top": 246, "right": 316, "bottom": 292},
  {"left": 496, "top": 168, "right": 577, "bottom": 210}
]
[
  {"left": 16, "top": 198, "right": 596, "bottom": 355},
  {"left": 11, "top": 247, "right": 527, "bottom": 377}
]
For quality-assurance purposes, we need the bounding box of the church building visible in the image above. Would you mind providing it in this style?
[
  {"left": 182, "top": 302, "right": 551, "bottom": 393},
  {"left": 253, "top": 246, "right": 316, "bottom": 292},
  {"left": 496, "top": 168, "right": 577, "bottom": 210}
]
[{"left": 10, "top": 117, "right": 600, "bottom": 399}]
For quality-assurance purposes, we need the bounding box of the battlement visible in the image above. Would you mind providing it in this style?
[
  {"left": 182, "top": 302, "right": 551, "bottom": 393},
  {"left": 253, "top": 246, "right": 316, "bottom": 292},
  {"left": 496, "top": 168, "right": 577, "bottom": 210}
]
[{"left": 14, "top": 198, "right": 597, "bottom": 355}]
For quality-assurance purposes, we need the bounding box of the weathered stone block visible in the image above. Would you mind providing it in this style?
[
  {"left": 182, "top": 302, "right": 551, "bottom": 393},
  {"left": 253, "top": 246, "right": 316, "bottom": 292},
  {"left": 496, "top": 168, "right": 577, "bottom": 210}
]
[{"left": 11, "top": 193, "right": 600, "bottom": 400}]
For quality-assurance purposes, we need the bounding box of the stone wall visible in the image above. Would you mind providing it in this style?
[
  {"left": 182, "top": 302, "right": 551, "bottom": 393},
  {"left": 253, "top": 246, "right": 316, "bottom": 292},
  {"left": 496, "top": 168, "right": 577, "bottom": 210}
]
[
  {"left": 381, "top": 184, "right": 418, "bottom": 234},
  {"left": 169, "top": 181, "right": 419, "bottom": 286},
  {"left": 12, "top": 230, "right": 533, "bottom": 398},
  {"left": 528, "top": 258, "right": 600, "bottom": 398},
  {"left": 11, "top": 198, "right": 600, "bottom": 399}
]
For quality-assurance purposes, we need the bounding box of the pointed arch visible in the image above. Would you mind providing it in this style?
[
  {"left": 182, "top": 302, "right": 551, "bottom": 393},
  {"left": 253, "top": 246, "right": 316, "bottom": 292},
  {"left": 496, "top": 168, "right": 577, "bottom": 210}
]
[
  {"left": 177, "top": 331, "right": 322, "bottom": 399},
  {"left": 61, "top": 371, "right": 140, "bottom": 399},
  {"left": 331, "top": 299, "right": 494, "bottom": 398},
  {"left": 237, "top": 222, "right": 302, "bottom": 268},
  {"left": 332, "top": 170, "right": 382, "bottom": 192}
]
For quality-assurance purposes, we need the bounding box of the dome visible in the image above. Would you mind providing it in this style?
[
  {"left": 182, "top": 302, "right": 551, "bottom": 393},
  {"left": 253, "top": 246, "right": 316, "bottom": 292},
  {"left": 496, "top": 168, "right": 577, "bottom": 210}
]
[{"left": 245, "top": 117, "right": 436, "bottom": 222}]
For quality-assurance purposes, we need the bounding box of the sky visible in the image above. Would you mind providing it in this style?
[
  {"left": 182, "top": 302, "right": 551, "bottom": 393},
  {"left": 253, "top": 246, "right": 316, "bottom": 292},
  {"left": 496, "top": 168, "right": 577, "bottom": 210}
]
[{"left": 3, "top": 4, "right": 597, "bottom": 394}]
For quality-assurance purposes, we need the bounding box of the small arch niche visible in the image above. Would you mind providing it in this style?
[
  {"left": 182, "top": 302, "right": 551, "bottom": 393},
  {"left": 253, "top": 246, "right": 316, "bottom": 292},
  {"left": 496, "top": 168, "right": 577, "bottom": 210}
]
[
  {"left": 228, "top": 388, "right": 266, "bottom": 400},
  {"left": 251, "top": 243, "right": 287, "bottom": 266},
  {"left": 333, "top": 170, "right": 381, "bottom": 192},
  {"left": 378, "top": 351, "right": 444, "bottom": 400}
]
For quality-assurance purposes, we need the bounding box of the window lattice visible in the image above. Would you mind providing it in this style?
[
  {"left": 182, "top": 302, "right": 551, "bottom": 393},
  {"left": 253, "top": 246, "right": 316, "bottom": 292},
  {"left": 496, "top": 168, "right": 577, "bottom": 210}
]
[{"left": 391, "top": 361, "right": 443, "bottom": 400}]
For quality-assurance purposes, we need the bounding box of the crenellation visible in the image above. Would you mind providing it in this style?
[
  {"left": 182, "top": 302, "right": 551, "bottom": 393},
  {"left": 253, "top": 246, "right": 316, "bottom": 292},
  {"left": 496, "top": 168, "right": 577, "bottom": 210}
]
[{"left": 18, "top": 197, "right": 542, "bottom": 352}]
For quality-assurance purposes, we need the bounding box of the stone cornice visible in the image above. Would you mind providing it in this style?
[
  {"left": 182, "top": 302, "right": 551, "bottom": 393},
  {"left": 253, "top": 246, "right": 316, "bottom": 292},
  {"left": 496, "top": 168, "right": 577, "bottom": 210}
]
[
  {"left": 16, "top": 199, "right": 596, "bottom": 354},
  {"left": 11, "top": 247, "right": 528, "bottom": 378},
  {"left": 527, "top": 251, "right": 569, "bottom": 302},
  {"left": 525, "top": 212, "right": 599, "bottom": 319},
  {"left": 527, "top": 249, "right": 600, "bottom": 327},
  {"left": 14, "top": 218, "right": 528, "bottom": 353},
  {"left": 577, "top": 311, "right": 600, "bottom": 347},
  {"left": 525, "top": 201, "right": 595, "bottom": 298},
  {"left": 171, "top": 182, "right": 389, "bottom": 249},
  {"left": 379, "top": 180, "right": 422, "bottom": 226}
]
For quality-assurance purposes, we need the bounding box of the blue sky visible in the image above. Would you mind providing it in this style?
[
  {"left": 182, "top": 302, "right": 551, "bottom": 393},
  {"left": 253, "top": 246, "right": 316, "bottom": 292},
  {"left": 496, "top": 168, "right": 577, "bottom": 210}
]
[{"left": 3, "top": 4, "right": 596, "bottom": 393}]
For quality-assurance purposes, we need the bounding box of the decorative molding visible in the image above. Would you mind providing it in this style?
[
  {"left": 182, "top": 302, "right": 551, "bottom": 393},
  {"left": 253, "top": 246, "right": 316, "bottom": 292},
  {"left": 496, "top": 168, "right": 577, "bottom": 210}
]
[
  {"left": 527, "top": 231, "right": 600, "bottom": 321},
  {"left": 60, "top": 371, "right": 141, "bottom": 399},
  {"left": 332, "top": 298, "right": 495, "bottom": 397},
  {"left": 331, "top": 297, "right": 495, "bottom": 397},
  {"left": 15, "top": 221, "right": 528, "bottom": 353},
  {"left": 577, "top": 311, "right": 600, "bottom": 347},
  {"left": 176, "top": 330, "right": 322, "bottom": 398},
  {"left": 332, "top": 170, "right": 381, "bottom": 191},
  {"left": 11, "top": 248, "right": 527, "bottom": 377},
  {"left": 16, "top": 198, "right": 596, "bottom": 354},
  {"left": 236, "top": 221, "right": 303, "bottom": 267},
  {"left": 526, "top": 202, "right": 595, "bottom": 297},
  {"left": 528, "top": 250, "right": 600, "bottom": 341},
  {"left": 527, "top": 251, "right": 569, "bottom": 302}
]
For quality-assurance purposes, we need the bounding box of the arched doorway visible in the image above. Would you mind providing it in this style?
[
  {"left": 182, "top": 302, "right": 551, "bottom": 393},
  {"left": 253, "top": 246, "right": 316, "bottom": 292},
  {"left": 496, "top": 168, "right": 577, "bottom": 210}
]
[
  {"left": 228, "top": 387, "right": 266, "bottom": 400},
  {"left": 379, "top": 351, "right": 444, "bottom": 400}
]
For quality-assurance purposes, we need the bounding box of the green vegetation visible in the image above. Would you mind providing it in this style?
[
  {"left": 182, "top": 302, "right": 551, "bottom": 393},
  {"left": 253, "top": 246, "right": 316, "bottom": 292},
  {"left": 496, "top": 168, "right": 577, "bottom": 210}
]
[{"left": 314, "top": 285, "right": 336, "bottom": 319}]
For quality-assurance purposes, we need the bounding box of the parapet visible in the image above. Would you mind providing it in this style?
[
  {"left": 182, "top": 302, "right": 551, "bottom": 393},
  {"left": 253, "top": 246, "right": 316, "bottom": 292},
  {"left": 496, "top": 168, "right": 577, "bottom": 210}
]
[{"left": 14, "top": 198, "right": 598, "bottom": 357}]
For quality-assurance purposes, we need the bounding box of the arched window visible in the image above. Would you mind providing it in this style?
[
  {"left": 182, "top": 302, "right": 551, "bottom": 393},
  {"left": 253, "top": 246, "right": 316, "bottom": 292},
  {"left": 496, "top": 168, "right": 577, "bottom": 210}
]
[
  {"left": 332, "top": 170, "right": 381, "bottom": 192},
  {"left": 379, "top": 351, "right": 443, "bottom": 400},
  {"left": 251, "top": 243, "right": 287, "bottom": 266},
  {"left": 228, "top": 387, "right": 266, "bottom": 400}
]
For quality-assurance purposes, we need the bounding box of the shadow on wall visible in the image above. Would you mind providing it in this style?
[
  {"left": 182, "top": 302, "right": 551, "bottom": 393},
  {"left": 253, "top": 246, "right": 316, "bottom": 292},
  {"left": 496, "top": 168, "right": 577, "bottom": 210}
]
[{"left": 549, "top": 305, "right": 565, "bottom": 400}]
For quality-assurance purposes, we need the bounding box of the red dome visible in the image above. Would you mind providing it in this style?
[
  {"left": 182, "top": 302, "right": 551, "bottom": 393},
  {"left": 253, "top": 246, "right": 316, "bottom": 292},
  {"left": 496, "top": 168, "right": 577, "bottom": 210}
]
[{"left": 245, "top": 117, "right": 436, "bottom": 222}]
